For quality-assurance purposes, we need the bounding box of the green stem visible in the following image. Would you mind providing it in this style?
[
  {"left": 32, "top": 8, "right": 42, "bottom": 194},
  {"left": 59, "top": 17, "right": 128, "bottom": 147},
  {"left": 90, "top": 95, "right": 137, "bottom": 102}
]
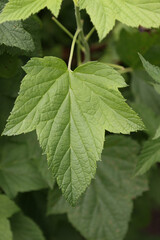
[
  {"left": 75, "top": 6, "right": 90, "bottom": 62},
  {"left": 52, "top": 16, "right": 84, "bottom": 52},
  {"left": 77, "top": 36, "right": 82, "bottom": 66},
  {"left": 68, "top": 29, "right": 80, "bottom": 70},
  {"left": 118, "top": 67, "right": 133, "bottom": 74},
  {"left": 86, "top": 27, "right": 95, "bottom": 41}
]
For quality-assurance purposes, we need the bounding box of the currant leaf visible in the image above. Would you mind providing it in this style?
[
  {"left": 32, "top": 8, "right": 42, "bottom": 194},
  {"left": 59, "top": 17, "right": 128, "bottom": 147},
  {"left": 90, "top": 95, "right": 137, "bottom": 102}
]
[
  {"left": 79, "top": 0, "right": 160, "bottom": 40},
  {"left": 3, "top": 57, "right": 144, "bottom": 204},
  {"left": 0, "top": 0, "right": 63, "bottom": 23}
]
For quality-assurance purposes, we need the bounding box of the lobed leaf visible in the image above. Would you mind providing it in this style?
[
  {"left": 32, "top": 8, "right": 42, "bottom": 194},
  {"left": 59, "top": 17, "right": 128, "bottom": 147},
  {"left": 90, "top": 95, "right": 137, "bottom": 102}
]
[
  {"left": 3, "top": 57, "right": 144, "bottom": 204},
  {"left": 79, "top": 0, "right": 160, "bottom": 40},
  {"left": 0, "top": 0, "right": 63, "bottom": 23}
]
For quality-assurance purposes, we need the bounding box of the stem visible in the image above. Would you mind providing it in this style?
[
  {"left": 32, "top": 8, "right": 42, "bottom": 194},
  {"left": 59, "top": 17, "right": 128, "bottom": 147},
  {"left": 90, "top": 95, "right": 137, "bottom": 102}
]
[
  {"left": 77, "top": 36, "right": 82, "bottom": 66},
  {"left": 86, "top": 27, "right": 95, "bottom": 41},
  {"left": 68, "top": 29, "right": 80, "bottom": 70},
  {"left": 118, "top": 68, "right": 133, "bottom": 74},
  {"left": 106, "top": 63, "right": 125, "bottom": 70},
  {"left": 52, "top": 16, "right": 84, "bottom": 52},
  {"left": 75, "top": 6, "right": 90, "bottom": 62}
]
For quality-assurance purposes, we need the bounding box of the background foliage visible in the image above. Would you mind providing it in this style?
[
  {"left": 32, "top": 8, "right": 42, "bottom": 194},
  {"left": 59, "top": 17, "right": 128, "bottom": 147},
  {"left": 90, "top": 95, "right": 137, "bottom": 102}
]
[{"left": 1, "top": 0, "right": 160, "bottom": 240}]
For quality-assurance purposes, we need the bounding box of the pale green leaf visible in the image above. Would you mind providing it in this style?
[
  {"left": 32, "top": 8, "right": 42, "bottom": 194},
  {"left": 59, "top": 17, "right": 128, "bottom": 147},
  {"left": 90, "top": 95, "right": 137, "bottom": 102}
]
[
  {"left": 0, "top": 0, "right": 63, "bottom": 23},
  {"left": 3, "top": 57, "right": 144, "bottom": 204},
  {"left": 47, "top": 135, "right": 148, "bottom": 240},
  {"left": 135, "top": 138, "right": 160, "bottom": 176},
  {"left": 0, "top": 218, "right": 12, "bottom": 240},
  {"left": 11, "top": 213, "right": 45, "bottom": 240},
  {"left": 79, "top": 0, "right": 160, "bottom": 40}
]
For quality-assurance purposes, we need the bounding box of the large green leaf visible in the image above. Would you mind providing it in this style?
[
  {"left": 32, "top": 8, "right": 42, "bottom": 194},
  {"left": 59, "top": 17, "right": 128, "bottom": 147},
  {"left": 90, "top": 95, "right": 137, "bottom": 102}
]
[
  {"left": 47, "top": 135, "right": 148, "bottom": 240},
  {"left": 11, "top": 213, "right": 45, "bottom": 240},
  {"left": 135, "top": 138, "right": 160, "bottom": 176},
  {"left": 79, "top": 0, "right": 160, "bottom": 40},
  {"left": 0, "top": 0, "right": 63, "bottom": 23},
  {"left": 3, "top": 57, "right": 144, "bottom": 204}
]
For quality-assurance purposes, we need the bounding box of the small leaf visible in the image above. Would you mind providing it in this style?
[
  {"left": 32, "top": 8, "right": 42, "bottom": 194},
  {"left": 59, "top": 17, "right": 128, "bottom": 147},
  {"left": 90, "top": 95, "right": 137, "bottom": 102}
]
[
  {"left": 47, "top": 135, "right": 148, "bottom": 240},
  {"left": 135, "top": 138, "right": 160, "bottom": 176},
  {"left": 0, "top": 0, "right": 63, "bottom": 23},
  {"left": 79, "top": 0, "right": 160, "bottom": 40},
  {"left": 3, "top": 57, "right": 144, "bottom": 204}
]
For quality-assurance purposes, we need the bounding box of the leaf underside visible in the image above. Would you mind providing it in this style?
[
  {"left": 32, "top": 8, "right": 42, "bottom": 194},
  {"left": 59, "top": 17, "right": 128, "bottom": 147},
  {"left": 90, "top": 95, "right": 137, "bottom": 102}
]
[{"left": 3, "top": 57, "right": 144, "bottom": 204}]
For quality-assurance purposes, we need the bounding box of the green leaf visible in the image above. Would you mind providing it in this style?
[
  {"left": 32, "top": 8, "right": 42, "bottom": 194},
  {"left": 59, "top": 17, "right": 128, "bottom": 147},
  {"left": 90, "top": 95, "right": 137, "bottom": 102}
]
[
  {"left": 47, "top": 135, "right": 148, "bottom": 240},
  {"left": 0, "top": 21, "right": 35, "bottom": 51},
  {"left": 139, "top": 54, "right": 160, "bottom": 94},
  {"left": 0, "top": 218, "right": 12, "bottom": 240},
  {"left": 10, "top": 213, "right": 45, "bottom": 240},
  {"left": 0, "top": 136, "right": 51, "bottom": 198},
  {"left": 0, "top": 0, "right": 63, "bottom": 23},
  {"left": 79, "top": 0, "right": 160, "bottom": 40},
  {"left": 131, "top": 70, "right": 160, "bottom": 115},
  {"left": 3, "top": 57, "right": 144, "bottom": 204},
  {"left": 116, "top": 29, "right": 160, "bottom": 68},
  {"left": 0, "top": 194, "right": 19, "bottom": 240},
  {"left": 135, "top": 138, "right": 160, "bottom": 176},
  {"left": 0, "top": 194, "right": 19, "bottom": 218}
]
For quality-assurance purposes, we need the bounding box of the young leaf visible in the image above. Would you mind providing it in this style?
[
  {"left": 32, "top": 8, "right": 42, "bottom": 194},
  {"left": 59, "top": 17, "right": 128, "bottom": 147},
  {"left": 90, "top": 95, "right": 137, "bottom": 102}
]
[
  {"left": 47, "top": 135, "right": 148, "bottom": 240},
  {"left": 10, "top": 213, "right": 45, "bottom": 240},
  {"left": 0, "top": 0, "right": 63, "bottom": 23},
  {"left": 3, "top": 57, "right": 144, "bottom": 204},
  {"left": 135, "top": 138, "right": 160, "bottom": 176},
  {"left": 79, "top": 0, "right": 160, "bottom": 40}
]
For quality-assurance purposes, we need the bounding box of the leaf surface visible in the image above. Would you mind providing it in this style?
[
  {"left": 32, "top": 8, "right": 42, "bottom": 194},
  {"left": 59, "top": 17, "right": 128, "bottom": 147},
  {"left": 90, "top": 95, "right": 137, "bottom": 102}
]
[
  {"left": 79, "top": 0, "right": 160, "bottom": 40},
  {"left": 135, "top": 138, "right": 160, "bottom": 175},
  {"left": 0, "top": 136, "right": 51, "bottom": 198},
  {"left": 47, "top": 135, "right": 148, "bottom": 240},
  {"left": 11, "top": 213, "right": 45, "bottom": 240},
  {"left": 0, "top": 194, "right": 19, "bottom": 240},
  {"left": 0, "top": 0, "right": 63, "bottom": 23},
  {"left": 3, "top": 57, "right": 144, "bottom": 204}
]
